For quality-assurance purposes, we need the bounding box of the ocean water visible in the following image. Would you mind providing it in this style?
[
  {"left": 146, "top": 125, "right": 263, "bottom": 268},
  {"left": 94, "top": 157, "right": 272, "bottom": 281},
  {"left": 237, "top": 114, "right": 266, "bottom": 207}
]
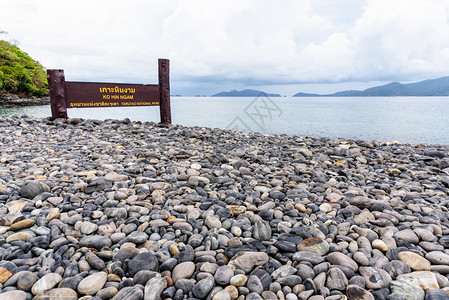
[{"left": 1, "top": 96, "right": 449, "bottom": 145}]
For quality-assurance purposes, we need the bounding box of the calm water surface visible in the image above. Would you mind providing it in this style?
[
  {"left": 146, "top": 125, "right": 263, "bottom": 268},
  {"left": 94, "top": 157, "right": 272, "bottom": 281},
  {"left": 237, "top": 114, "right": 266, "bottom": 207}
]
[{"left": 1, "top": 97, "right": 448, "bottom": 145}]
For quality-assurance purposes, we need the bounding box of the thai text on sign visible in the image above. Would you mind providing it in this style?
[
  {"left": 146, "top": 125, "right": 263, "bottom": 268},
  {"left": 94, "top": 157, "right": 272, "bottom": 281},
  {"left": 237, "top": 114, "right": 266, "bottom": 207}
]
[{"left": 65, "top": 82, "right": 160, "bottom": 108}]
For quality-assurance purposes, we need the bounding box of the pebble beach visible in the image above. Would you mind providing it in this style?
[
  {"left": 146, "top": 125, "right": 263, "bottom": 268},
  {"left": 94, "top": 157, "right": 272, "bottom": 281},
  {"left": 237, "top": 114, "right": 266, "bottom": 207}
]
[{"left": 1, "top": 116, "right": 449, "bottom": 300}]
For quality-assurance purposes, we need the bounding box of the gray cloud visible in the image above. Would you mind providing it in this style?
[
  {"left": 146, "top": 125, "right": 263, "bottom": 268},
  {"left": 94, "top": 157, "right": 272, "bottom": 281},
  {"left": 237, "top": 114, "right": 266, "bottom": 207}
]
[{"left": 2, "top": 0, "right": 449, "bottom": 95}]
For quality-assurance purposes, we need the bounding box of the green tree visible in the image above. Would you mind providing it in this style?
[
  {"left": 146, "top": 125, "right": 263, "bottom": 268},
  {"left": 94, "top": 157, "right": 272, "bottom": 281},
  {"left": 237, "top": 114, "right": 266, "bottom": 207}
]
[{"left": 0, "top": 40, "right": 48, "bottom": 97}]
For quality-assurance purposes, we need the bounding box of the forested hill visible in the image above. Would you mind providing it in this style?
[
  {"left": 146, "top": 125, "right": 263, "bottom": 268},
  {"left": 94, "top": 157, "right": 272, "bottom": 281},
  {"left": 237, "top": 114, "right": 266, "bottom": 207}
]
[
  {"left": 212, "top": 89, "right": 281, "bottom": 97},
  {"left": 293, "top": 77, "right": 449, "bottom": 97},
  {"left": 0, "top": 40, "right": 48, "bottom": 97}
]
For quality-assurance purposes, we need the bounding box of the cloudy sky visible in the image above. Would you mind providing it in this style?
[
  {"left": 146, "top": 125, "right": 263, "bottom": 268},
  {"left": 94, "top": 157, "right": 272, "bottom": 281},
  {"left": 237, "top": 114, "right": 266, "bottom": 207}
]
[{"left": 2, "top": 0, "right": 449, "bottom": 96}]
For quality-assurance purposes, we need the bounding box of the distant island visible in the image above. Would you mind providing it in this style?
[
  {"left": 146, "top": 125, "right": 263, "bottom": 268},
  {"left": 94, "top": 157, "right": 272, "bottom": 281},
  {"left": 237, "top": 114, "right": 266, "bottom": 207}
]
[
  {"left": 212, "top": 89, "right": 281, "bottom": 97},
  {"left": 293, "top": 76, "right": 449, "bottom": 97}
]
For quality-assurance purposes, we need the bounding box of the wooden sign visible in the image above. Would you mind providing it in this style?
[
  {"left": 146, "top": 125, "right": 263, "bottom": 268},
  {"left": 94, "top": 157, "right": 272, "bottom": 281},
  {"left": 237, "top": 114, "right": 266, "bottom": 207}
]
[
  {"left": 65, "top": 82, "right": 160, "bottom": 108},
  {"left": 47, "top": 59, "right": 171, "bottom": 124}
]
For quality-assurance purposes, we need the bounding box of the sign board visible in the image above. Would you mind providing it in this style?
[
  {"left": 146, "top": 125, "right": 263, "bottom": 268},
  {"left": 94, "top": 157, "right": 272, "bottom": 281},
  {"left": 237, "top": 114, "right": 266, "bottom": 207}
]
[
  {"left": 65, "top": 82, "right": 160, "bottom": 108},
  {"left": 47, "top": 58, "right": 171, "bottom": 123}
]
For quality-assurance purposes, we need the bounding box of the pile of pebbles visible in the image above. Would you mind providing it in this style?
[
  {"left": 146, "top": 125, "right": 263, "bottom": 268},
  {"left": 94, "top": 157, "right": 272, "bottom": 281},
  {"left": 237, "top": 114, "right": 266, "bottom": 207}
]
[{"left": 0, "top": 115, "right": 449, "bottom": 300}]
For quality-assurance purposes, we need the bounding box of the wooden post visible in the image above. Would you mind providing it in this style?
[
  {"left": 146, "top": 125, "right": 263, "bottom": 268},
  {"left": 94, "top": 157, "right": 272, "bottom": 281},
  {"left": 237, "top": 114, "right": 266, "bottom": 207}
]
[
  {"left": 158, "top": 58, "right": 171, "bottom": 124},
  {"left": 47, "top": 69, "right": 68, "bottom": 120}
]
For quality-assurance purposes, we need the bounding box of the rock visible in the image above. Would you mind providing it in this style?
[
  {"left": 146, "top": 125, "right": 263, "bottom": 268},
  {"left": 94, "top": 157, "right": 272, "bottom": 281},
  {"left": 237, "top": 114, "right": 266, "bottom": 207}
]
[
  {"left": 372, "top": 239, "right": 388, "bottom": 252},
  {"left": 276, "top": 275, "right": 302, "bottom": 287},
  {"left": 192, "top": 275, "right": 215, "bottom": 298},
  {"left": 77, "top": 272, "right": 107, "bottom": 295},
  {"left": 212, "top": 290, "right": 231, "bottom": 300},
  {"left": 0, "top": 267, "right": 13, "bottom": 283},
  {"left": 111, "top": 286, "right": 143, "bottom": 300},
  {"left": 6, "top": 230, "right": 35, "bottom": 243},
  {"left": 0, "top": 290, "right": 27, "bottom": 300},
  {"left": 271, "top": 265, "right": 297, "bottom": 280},
  {"left": 113, "top": 246, "right": 140, "bottom": 262},
  {"left": 205, "top": 215, "right": 222, "bottom": 229},
  {"left": 389, "top": 280, "right": 421, "bottom": 300},
  {"left": 353, "top": 211, "right": 375, "bottom": 225},
  {"left": 17, "top": 271, "right": 38, "bottom": 291},
  {"left": 398, "top": 251, "right": 431, "bottom": 271},
  {"left": 59, "top": 275, "right": 83, "bottom": 290},
  {"left": 425, "top": 289, "right": 449, "bottom": 300},
  {"left": 253, "top": 220, "right": 272, "bottom": 241},
  {"left": 228, "top": 251, "right": 269, "bottom": 273},
  {"left": 86, "top": 251, "right": 106, "bottom": 270},
  {"left": 85, "top": 178, "right": 112, "bottom": 194},
  {"left": 292, "top": 251, "right": 325, "bottom": 265},
  {"left": 230, "top": 274, "right": 248, "bottom": 287},
  {"left": 105, "top": 172, "right": 128, "bottom": 182},
  {"left": 358, "top": 266, "right": 391, "bottom": 289},
  {"left": 297, "top": 238, "right": 329, "bottom": 255},
  {"left": 80, "top": 221, "right": 98, "bottom": 235},
  {"left": 10, "top": 218, "right": 35, "bottom": 231},
  {"left": 425, "top": 251, "right": 449, "bottom": 265},
  {"left": 382, "top": 260, "right": 411, "bottom": 278},
  {"left": 144, "top": 276, "right": 167, "bottom": 300},
  {"left": 175, "top": 278, "right": 194, "bottom": 293},
  {"left": 394, "top": 229, "right": 419, "bottom": 244},
  {"left": 32, "top": 273, "right": 63, "bottom": 295},
  {"left": 79, "top": 235, "right": 112, "bottom": 250},
  {"left": 326, "top": 267, "right": 348, "bottom": 291},
  {"left": 96, "top": 287, "right": 119, "bottom": 299},
  {"left": 326, "top": 252, "right": 359, "bottom": 272},
  {"left": 396, "top": 271, "right": 439, "bottom": 291},
  {"left": 214, "top": 265, "right": 234, "bottom": 285},
  {"left": 346, "top": 284, "right": 374, "bottom": 300},
  {"left": 172, "top": 261, "right": 195, "bottom": 283},
  {"left": 128, "top": 252, "right": 159, "bottom": 276},
  {"left": 33, "top": 288, "right": 78, "bottom": 300},
  {"left": 247, "top": 275, "right": 264, "bottom": 294},
  {"left": 19, "top": 181, "right": 50, "bottom": 199}
]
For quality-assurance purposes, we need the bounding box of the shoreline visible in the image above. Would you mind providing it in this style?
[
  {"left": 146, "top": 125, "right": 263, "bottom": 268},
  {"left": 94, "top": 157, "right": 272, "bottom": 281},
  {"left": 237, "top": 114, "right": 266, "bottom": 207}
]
[
  {"left": 1, "top": 116, "right": 449, "bottom": 299},
  {"left": 0, "top": 94, "right": 50, "bottom": 107}
]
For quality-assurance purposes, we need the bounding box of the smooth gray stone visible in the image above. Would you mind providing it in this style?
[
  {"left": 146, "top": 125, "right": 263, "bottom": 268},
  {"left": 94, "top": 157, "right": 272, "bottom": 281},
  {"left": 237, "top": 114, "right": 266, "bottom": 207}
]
[
  {"left": 214, "top": 265, "right": 234, "bottom": 285},
  {"left": 111, "top": 286, "right": 143, "bottom": 300},
  {"left": 247, "top": 275, "right": 263, "bottom": 294},
  {"left": 128, "top": 252, "right": 159, "bottom": 276},
  {"left": 79, "top": 235, "right": 112, "bottom": 250},
  {"left": 292, "top": 251, "right": 325, "bottom": 265},
  {"left": 144, "top": 276, "right": 167, "bottom": 300},
  {"left": 192, "top": 275, "right": 214, "bottom": 299}
]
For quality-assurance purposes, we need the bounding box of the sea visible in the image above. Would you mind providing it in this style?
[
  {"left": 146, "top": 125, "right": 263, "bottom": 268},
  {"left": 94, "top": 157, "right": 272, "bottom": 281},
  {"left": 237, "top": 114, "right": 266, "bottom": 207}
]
[{"left": 1, "top": 96, "right": 449, "bottom": 145}]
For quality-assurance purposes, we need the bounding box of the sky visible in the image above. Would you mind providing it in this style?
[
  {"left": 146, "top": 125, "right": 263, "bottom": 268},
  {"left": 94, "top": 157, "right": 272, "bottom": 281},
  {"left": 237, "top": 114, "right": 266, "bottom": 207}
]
[{"left": 2, "top": 0, "right": 449, "bottom": 96}]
